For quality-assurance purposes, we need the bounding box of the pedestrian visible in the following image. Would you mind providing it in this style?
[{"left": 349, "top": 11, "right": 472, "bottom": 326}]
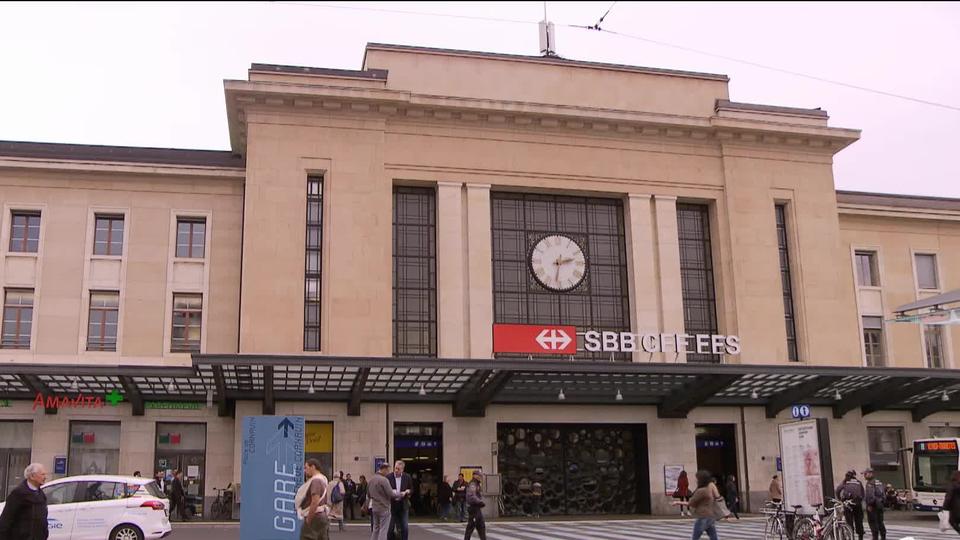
[
  {"left": 329, "top": 472, "right": 345, "bottom": 532},
  {"left": 836, "top": 469, "right": 865, "bottom": 540},
  {"left": 344, "top": 473, "right": 357, "bottom": 521},
  {"left": 530, "top": 480, "right": 543, "bottom": 518},
  {"left": 170, "top": 470, "right": 186, "bottom": 521},
  {"left": 944, "top": 470, "right": 960, "bottom": 535},
  {"left": 367, "top": 462, "right": 398, "bottom": 540},
  {"left": 674, "top": 470, "right": 692, "bottom": 517},
  {"left": 463, "top": 471, "right": 487, "bottom": 540},
  {"left": 862, "top": 468, "right": 886, "bottom": 540},
  {"left": 724, "top": 475, "right": 740, "bottom": 520},
  {"left": 438, "top": 476, "right": 453, "bottom": 521},
  {"left": 296, "top": 458, "right": 330, "bottom": 540},
  {"left": 0, "top": 463, "right": 49, "bottom": 540},
  {"left": 452, "top": 473, "right": 468, "bottom": 522},
  {"left": 768, "top": 475, "right": 783, "bottom": 503},
  {"left": 387, "top": 461, "right": 412, "bottom": 540},
  {"left": 672, "top": 469, "right": 722, "bottom": 540},
  {"left": 154, "top": 470, "right": 166, "bottom": 494},
  {"left": 357, "top": 475, "right": 369, "bottom": 518}
]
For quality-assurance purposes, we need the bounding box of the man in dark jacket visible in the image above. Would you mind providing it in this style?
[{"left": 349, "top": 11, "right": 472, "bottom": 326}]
[
  {"left": 836, "top": 470, "right": 865, "bottom": 540},
  {"left": 437, "top": 476, "right": 453, "bottom": 521},
  {"left": 0, "top": 463, "right": 49, "bottom": 540},
  {"left": 387, "top": 461, "right": 412, "bottom": 540},
  {"left": 463, "top": 472, "right": 487, "bottom": 540},
  {"left": 452, "top": 474, "right": 467, "bottom": 523},
  {"left": 862, "top": 468, "right": 886, "bottom": 540},
  {"left": 344, "top": 473, "right": 357, "bottom": 521},
  {"left": 170, "top": 470, "right": 186, "bottom": 521}
]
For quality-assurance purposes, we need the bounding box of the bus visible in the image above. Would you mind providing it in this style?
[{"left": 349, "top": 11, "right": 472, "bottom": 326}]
[{"left": 913, "top": 437, "right": 959, "bottom": 511}]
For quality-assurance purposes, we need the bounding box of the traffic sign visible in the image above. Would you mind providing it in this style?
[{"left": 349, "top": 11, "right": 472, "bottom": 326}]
[
  {"left": 493, "top": 324, "right": 577, "bottom": 354},
  {"left": 791, "top": 404, "right": 811, "bottom": 419}
]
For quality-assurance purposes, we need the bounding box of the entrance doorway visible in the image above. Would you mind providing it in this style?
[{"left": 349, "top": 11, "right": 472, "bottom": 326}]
[
  {"left": 695, "top": 424, "right": 739, "bottom": 500},
  {"left": 497, "top": 424, "right": 650, "bottom": 516},
  {"left": 394, "top": 423, "right": 443, "bottom": 517},
  {"left": 0, "top": 421, "right": 32, "bottom": 502},
  {"left": 155, "top": 423, "right": 206, "bottom": 519}
]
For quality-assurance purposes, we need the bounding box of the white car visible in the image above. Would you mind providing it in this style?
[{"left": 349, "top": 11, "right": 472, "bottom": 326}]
[{"left": 0, "top": 475, "right": 172, "bottom": 540}]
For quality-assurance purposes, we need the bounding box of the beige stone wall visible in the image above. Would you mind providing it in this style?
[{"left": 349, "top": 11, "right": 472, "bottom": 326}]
[
  {"left": 0, "top": 167, "right": 242, "bottom": 363},
  {"left": 840, "top": 213, "right": 960, "bottom": 368}
]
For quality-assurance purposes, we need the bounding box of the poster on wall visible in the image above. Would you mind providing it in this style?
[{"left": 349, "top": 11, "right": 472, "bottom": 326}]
[
  {"left": 459, "top": 466, "right": 482, "bottom": 483},
  {"left": 663, "top": 465, "right": 684, "bottom": 496},
  {"left": 778, "top": 418, "right": 834, "bottom": 514}
]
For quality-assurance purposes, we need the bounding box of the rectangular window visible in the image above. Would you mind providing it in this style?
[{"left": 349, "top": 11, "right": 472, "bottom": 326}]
[
  {"left": 1, "top": 289, "right": 33, "bottom": 349},
  {"left": 87, "top": 292, "right": 119, "bottom": 351},
  {"left": 863, "top": 316, "right": 885, "bottom": 367},
  {"left": 677, "top": 204, "right": 719, "bottom": 363},
  {"left": 775, "top": 205, "right": 799, "bottom": 362},
  {"left": 855, "top": 251, "right": 879, "bottom": 287},
  {"left": 93, "top": 215, "right": 124, "bottom": 256},
  {"left": 393, "top": 187, "right": 437, "bottom": 357},
  {"left": 924, "top": 325, "right": 945, "bottom": 369},
  {"left": 171, "top": 293, "right": 202, "bottom": 353},
  {"left": 8, "top": 212, "right": 40, "bottom": 253},
  {"left": 304, "top": 176, "right": 323, "bottom": 351},
  {"left": 68, "top": 421, "right": 120, "bottom": 476},
  {"left": 915, "top": 254, "right": 939, "bottom": 290},
  {"left": 868, "top": 427, "right": 906, "bottom": 488},
  {"left": 176, "top": 218, "right": 206, "bottom": 258}
]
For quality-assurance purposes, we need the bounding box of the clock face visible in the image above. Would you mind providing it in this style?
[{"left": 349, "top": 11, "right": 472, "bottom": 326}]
[{"left": 529, "top": 234, "right": 587, "bottom": 292}]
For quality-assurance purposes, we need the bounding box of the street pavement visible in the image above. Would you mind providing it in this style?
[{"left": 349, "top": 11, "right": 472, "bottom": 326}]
[{"left": 170, "top": 515, "right": 945, "bottom": 540}]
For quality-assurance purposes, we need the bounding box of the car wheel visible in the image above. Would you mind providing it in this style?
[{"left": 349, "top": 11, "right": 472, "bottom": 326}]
[{"left": 109, "top": 524, "right": 144, "bottom": 540}]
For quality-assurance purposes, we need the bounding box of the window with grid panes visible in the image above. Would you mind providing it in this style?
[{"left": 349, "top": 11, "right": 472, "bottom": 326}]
[
  {"left": 677, "top": 204, "right": 719, "bottom": 363},
  {"left": 393, "top": 187, "right": 437, "bottom": 357},
  {"left": 855, "top": 251, "right": 879, "bottom": 287},
  {"left": 924, "top": 325, "right": 945, "bottom": 368},
  {"left": 175, "top": 218, "right": 206, "bottom": 258},
  {"left": 1, "top": 289, "right": 33, "bottom": 349},
  {"left": 171, "top": 294, "right": 202, "bottom": 353},
  {"left": 87, "top": 291, "right": 119, "bottom": 351},
  {"left": 491, "top": 193, "right": 630, "bottom": 361},
  {"left": 862, "top": 316, "right": 885, "bottom": 367},
  {"left": 93, "top": 215, "right": 124, "bottom": 256},
  {"left": 775, "top": 205, "right": 799, "bottom": 361},
  {"left": 9, "top": 212, "right": 40, "bottom": 253},
  {"left": 304, "top": 176, "right": 323, "bottom": 351}
]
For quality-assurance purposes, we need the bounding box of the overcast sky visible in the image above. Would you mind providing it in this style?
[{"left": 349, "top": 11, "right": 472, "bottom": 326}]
[{"left": 1, "top": 2, "right": 957, "bottom": 197}]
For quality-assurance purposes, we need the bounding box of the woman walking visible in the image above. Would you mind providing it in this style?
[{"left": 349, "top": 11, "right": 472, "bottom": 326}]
[
  {"left": 674, "top": 470, "right": 692, "bottom": 517},
  {"left": 673, "top": 470, "right": 722, "bottom": 540},
  {"left": 329, "top": 472, "right": 345, "bottom": 532},
  {"left": 945, "top": 470, "right": 960, "bottom": 534},
  {"left": 725, "top": 475, "right": 740, "bottom": 520}
]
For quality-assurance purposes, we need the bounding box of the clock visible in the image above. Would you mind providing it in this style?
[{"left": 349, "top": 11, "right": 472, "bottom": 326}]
[{"left": 529, "top": 234, "right": 587, "bottom": 292}]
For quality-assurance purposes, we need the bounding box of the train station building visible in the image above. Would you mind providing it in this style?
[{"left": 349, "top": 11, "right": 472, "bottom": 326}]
[{"left": 0, "top": 43, "right": 958, "bottom": 517}]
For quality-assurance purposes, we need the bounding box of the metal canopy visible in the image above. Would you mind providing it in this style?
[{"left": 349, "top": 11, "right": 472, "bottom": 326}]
[
  {"left": 0, "top": 358, "right": 958, "bottom": 421},
  {"left": 894, "top": 288, "right": 960, "bottom": 314}
]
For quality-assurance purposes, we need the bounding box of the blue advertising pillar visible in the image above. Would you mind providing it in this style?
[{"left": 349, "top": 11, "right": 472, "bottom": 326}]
[{"left": 241, "top": 416, "right": 305, "bottom": 540}]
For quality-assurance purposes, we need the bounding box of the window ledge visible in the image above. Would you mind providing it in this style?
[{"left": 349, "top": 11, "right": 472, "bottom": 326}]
[
  {"left": 90, "top": 255, "right": 123, "bottom": 262},
  {"left": 173, "top": 257, "right": 207, "bottom": 263},
  {"left": 4, "top": 252, "right": 39, "bottom": 258},
  {"left": 857, "top": 286, "right": 882, "bottom": 291}
]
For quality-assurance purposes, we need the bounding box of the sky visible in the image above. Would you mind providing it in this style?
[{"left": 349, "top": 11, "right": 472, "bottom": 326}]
[{"left": 1, "top": 1, "right": 958, "bottom": 197}]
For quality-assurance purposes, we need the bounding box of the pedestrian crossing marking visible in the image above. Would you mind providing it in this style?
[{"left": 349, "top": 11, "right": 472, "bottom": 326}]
[{"left": 415, "top": 518, "right": 944, "bottom": 540}]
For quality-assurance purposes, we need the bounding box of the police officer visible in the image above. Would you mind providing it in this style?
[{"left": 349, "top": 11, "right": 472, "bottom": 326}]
[
  {"left": 862, "top": 468, "right": 886, "bottom": 540},
  {"left": 836, "top": 469, "right": 865, "bottom": 540}
]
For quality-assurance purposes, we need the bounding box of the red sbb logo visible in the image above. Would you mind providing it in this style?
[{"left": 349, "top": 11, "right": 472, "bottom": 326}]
[{"left": 493, "top": 324, "right": 577, "bottom": 355}]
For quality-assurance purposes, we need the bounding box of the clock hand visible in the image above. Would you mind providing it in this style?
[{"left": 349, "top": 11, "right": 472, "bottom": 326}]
[{"left": 558, "top": 258, "right": 575, "bottom": 264}]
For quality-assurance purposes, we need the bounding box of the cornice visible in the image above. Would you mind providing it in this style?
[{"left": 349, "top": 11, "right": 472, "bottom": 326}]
[
  {"left": 0, "top": 156, "right": 246, "bottom": 179},
  {"left": 224, "top": 80, "right": 860, "bottom": 156},
  {"left": 837, "top": 203, "right": 960, "bottom": 223}
]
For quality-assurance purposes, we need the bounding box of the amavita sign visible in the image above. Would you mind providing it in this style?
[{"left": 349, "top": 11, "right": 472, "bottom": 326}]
[{"left": 583, "top": 331, "right": 741, "bottom": 355}]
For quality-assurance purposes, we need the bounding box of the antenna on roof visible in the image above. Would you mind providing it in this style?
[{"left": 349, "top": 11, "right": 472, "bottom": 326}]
[{"left": 539, "top": 2, "right": 557, "bottom": 57}]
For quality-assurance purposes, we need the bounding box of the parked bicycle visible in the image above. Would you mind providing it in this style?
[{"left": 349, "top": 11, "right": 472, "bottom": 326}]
[
  {"left": 762, "top": 500, "right": 805, "bottom": 540},
  {"left": 210, "top": 483, "right": 234, "bottom": 520},
  {"left": 793, "top": 498, "right": 855, "bottom": 540}
]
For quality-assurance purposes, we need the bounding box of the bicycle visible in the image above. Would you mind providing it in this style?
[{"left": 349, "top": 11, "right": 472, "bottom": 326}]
[
  {"left": 762, "top": 500, "right": 804, "bottom": 540},
  {"left": 793, "top": 498, "right": 855, "bottom": 540},
  {"left": 210, "top": 483, "right": 234, "bottom": 520}
]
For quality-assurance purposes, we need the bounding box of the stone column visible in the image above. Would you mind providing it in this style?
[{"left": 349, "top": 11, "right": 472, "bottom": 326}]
[
  {"left": 465, "top": 184, "right": 493, "bottom": 358},
  {"left": 624, "top": 194, "right": 659, "bottom": 362},
  {"left": 654, "top": 195, "right": 686, "bottom": 363},
  {"left": 436, "top": 181, "right": 467, "bottom": 358}
]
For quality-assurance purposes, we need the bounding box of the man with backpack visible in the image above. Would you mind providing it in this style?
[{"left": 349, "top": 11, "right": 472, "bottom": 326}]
[
  {"left": 836, "top": 469, "right": 865, "bottom": 540},
  {"left": 862, "top": 468, "right": 886, "bottom": 540}
]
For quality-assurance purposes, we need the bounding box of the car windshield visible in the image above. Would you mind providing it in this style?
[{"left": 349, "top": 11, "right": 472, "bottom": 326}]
[{"left": 142, "top": 480, "right": 165, "bottom": 498}]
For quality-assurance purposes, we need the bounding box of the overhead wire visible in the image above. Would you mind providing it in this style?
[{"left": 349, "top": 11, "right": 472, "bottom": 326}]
[{"left": 268, "top": 1, "right": 960, "bottom": 113}]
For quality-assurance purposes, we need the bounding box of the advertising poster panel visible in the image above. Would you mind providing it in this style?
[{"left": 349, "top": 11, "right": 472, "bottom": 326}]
[{"left": 778, "top": 418, "right": 833, "bottom": 514}]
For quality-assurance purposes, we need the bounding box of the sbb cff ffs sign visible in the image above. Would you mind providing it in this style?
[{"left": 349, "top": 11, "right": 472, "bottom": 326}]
[{"left": 493, "top": 324, "right": 577, "bottom": 354}]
